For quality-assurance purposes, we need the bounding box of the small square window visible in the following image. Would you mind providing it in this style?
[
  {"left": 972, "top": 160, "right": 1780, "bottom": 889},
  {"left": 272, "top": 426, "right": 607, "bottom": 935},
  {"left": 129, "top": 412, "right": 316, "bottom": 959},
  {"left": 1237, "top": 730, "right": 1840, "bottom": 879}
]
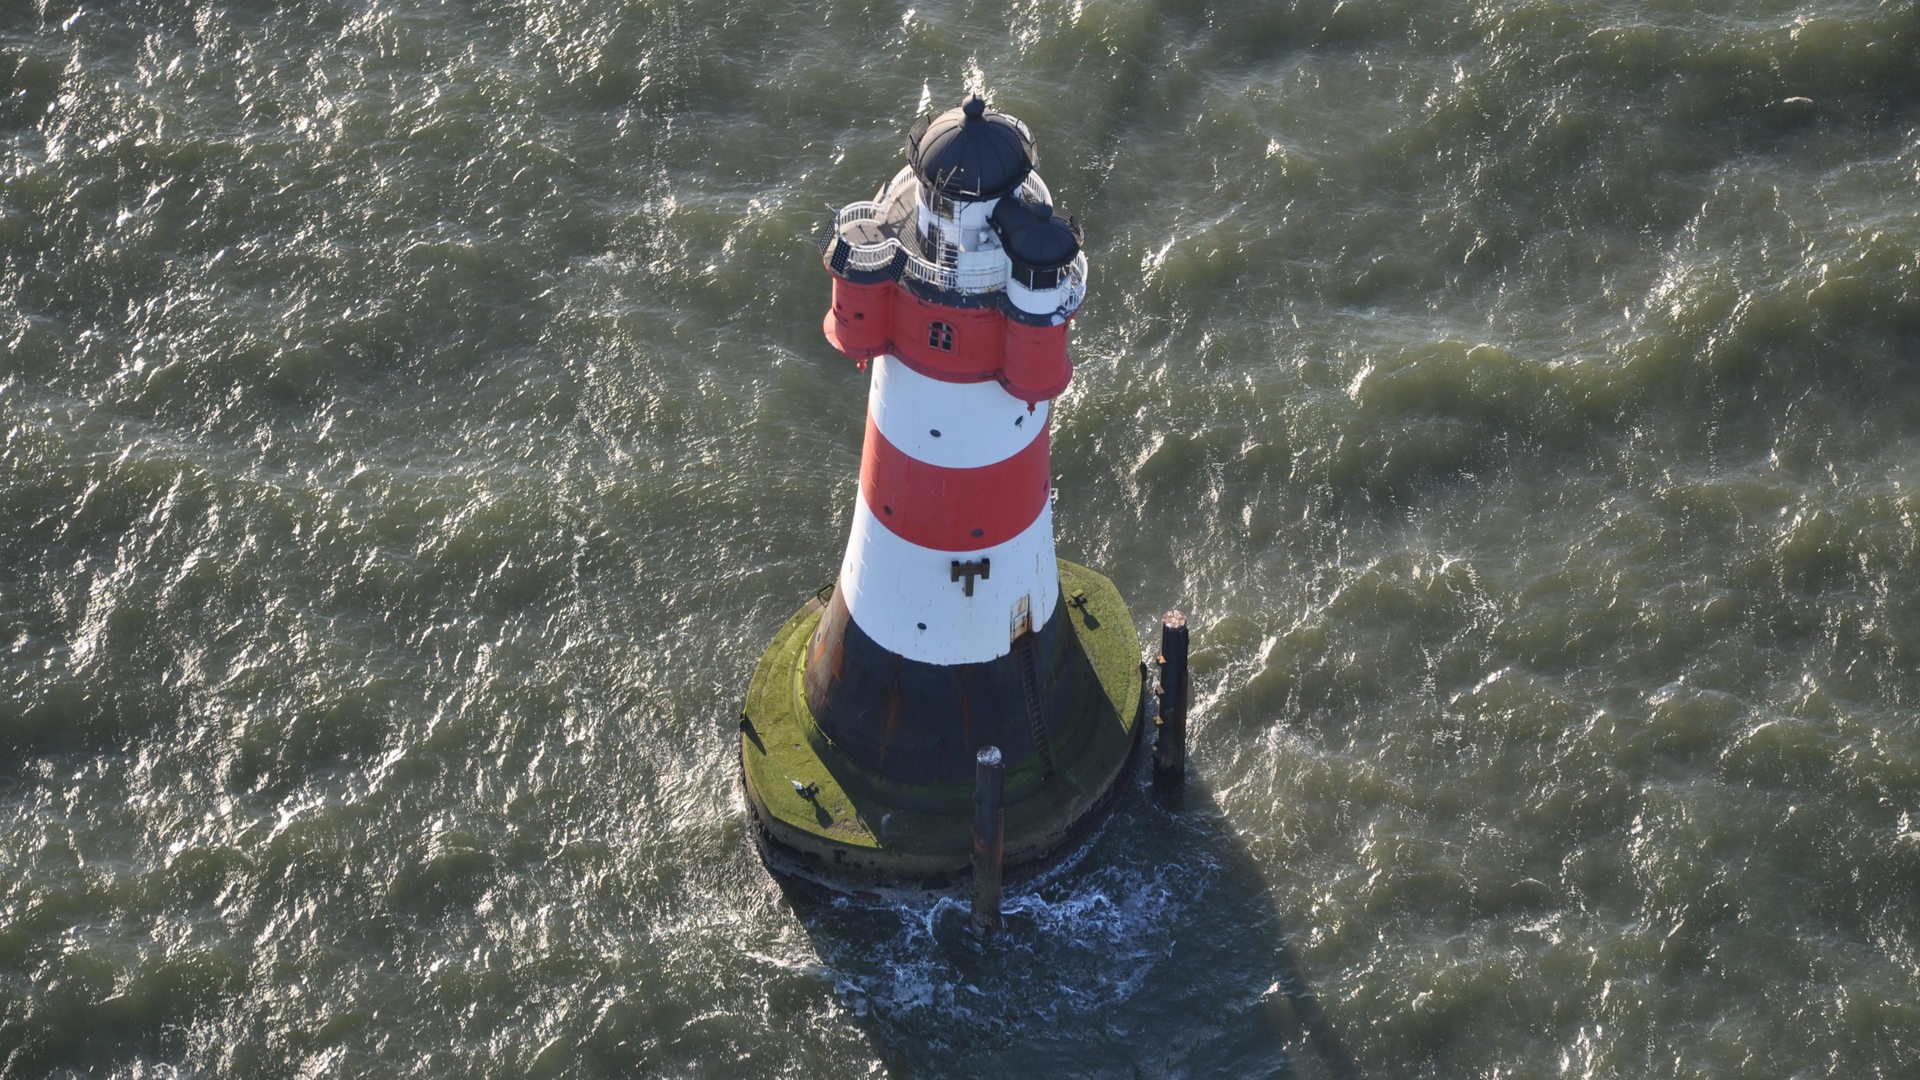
[{"left": 928, "top": 321, "right": 954, "bottom": 351}]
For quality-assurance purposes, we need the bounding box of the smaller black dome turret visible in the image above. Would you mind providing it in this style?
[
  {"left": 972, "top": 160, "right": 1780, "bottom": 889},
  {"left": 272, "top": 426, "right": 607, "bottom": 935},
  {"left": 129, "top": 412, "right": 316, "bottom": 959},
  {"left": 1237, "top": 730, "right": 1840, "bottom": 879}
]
[
  {"left": 992, "top": 196, "right": 1083, "bottom": 280},
  {"left": 908, "top": 95, "right": 1036, "bottom": 202}
]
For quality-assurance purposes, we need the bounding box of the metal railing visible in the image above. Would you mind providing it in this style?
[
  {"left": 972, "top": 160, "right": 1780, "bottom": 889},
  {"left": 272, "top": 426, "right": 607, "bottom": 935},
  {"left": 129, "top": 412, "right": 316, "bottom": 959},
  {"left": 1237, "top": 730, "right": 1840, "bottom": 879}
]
[
  {"left": 819, "top": 173, "right": 1088, "bottom": 318},
  {"left": 822, "top": 201, "right": 1007, "bottom": 294},
  {"left": 1055, "top": 251, "right": 1089, "bottom": 314}
]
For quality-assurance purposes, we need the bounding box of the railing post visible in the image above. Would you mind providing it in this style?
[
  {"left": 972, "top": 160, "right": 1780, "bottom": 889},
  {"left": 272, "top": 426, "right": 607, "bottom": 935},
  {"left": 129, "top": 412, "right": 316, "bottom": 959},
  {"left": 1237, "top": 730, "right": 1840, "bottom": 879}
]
[
  {"left": 970, "top": 746, "right": 1005, "bottom": 938},
  {"left": 1154, "top": 611, "right": 1189, "bottom": 791}
]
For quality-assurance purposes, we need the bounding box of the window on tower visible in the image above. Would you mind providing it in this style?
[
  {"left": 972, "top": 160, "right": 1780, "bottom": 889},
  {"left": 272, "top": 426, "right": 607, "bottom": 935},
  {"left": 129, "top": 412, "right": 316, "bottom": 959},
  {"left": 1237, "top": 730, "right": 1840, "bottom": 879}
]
[
  {"left": 1014, "top": 264, "right": 1064, "bottom": 291},
  {"left": 928, "top": 321, "right": 954, "bottom": 351}
]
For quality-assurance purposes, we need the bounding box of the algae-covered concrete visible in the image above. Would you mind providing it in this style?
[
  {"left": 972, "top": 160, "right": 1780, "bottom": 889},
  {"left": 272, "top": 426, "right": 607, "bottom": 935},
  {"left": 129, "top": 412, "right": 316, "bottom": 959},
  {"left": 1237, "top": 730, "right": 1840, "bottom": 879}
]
[{"left": 740, "top": 560, "right": 1145, "bottom": 889}]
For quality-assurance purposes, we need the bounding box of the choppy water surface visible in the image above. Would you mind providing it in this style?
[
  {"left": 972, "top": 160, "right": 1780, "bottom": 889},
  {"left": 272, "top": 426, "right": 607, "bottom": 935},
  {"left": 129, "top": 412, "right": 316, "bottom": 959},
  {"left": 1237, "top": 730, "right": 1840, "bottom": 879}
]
[{"left": 5, "top": 0, "right": 1920, "bottom": 1075}]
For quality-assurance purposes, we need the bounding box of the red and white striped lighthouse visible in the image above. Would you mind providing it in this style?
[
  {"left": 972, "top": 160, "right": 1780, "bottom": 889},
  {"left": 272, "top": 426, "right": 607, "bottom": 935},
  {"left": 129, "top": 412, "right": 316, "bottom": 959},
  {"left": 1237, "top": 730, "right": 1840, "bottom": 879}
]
[
  {"left": 741, "top": 94, "right": 1142, "bottom": 885},
  {"left": 807, "top": 94, "right": 1092, "bottom": 785}
]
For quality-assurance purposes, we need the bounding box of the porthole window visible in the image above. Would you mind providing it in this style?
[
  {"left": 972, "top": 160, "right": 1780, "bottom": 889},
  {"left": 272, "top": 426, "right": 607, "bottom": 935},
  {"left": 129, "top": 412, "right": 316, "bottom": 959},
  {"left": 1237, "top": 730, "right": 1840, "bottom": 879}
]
[{"left": 928, "top": 321, "right": 954, "bottom": 351}]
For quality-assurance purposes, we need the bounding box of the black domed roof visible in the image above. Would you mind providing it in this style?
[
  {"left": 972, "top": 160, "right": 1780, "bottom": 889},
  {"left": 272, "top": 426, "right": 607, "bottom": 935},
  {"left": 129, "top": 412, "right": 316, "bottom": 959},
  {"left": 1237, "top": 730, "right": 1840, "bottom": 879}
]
[
  {"left": 991, "top": 197, "right": 1082, "bottom": 271},
  {"left": 907, "top": 95, "right": 1035, "bottom": 202}
]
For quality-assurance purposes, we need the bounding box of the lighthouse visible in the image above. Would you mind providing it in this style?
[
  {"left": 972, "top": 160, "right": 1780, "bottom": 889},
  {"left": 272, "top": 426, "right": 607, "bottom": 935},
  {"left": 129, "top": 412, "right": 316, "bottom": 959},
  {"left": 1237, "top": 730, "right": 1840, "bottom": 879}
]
[{"left": 741, "top": 95, "right": 1144, "bottom": 887}]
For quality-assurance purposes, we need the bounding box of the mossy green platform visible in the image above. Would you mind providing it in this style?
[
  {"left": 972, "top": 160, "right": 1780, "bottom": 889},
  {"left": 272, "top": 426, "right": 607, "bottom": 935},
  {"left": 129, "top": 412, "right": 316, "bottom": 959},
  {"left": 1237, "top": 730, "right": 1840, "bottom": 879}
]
[{"left": 740, "top": 560, "right": 1145, "bottom": 889}]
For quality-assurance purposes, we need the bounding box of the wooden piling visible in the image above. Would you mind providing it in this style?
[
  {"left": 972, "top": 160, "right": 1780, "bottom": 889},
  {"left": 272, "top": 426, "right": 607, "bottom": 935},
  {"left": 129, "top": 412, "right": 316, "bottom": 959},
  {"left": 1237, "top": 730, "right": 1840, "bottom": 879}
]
[
  {"left": 1153, "top": 611, "right": 1188, "bottom": 791},
  {"left": 970, "top": 746, "right": 1005, "bottom": 938}
]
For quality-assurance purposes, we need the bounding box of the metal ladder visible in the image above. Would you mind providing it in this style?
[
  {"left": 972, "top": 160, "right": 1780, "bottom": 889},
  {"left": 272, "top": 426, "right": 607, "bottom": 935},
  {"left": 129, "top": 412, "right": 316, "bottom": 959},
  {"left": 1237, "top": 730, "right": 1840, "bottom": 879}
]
[{"left": 1013, "top": 632, "right": 1055, "bottom": 777}]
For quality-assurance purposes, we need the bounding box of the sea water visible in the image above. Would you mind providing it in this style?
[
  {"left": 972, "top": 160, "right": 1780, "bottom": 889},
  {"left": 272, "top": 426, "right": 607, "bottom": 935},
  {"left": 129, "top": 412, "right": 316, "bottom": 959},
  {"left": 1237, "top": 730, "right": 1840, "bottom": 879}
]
[{"left": 4, "top": 1, "right": 1919, "bottom": 1075}]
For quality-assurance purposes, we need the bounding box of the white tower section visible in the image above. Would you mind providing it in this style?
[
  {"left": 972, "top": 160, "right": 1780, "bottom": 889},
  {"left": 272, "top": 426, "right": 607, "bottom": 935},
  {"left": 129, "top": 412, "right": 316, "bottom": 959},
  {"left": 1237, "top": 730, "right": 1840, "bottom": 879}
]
[{"left": 835, "top": 355, "right": 1059, "bottom": 666}]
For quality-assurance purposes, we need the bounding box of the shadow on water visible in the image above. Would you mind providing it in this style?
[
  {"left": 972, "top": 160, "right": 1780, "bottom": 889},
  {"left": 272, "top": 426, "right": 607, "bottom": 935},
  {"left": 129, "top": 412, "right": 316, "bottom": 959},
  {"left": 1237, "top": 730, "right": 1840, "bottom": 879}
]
[{"left": 774, "top": 755, "right": 1362, "bottom": 1079}]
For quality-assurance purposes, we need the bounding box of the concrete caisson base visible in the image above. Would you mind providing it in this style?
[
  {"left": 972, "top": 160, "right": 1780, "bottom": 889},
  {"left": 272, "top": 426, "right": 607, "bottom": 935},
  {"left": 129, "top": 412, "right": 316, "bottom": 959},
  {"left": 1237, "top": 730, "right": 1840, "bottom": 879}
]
[{"left": 739, "top": 559, "right": 1145, "bottom": 890}]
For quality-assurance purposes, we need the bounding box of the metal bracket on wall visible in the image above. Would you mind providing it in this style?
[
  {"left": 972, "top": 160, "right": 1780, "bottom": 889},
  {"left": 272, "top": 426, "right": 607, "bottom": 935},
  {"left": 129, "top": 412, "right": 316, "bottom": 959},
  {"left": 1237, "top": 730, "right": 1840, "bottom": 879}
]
[{"left": 950, "top": 558, "right": 991, "bottom": 597}]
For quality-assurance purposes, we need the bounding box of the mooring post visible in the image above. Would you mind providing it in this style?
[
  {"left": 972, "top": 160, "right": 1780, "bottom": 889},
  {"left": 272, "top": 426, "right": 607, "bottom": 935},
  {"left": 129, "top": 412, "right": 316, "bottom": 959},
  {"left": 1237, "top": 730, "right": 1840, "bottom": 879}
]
[
  {"left": 970, "top": 745, "right": 1006, "bottom": 938},
  {"left": 1154, "top": 610, "right": 1189, "bottom": 791}
]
